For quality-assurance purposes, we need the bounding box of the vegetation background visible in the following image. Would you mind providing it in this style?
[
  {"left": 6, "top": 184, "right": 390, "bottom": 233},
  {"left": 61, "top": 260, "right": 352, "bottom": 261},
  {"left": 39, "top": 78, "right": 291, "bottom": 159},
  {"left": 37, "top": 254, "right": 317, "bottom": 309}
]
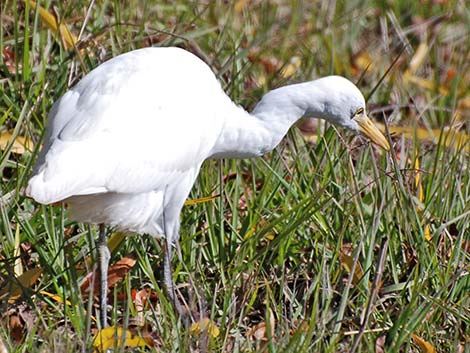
[{"left": 1, "top": 0, "right": 469, "bottom": 352}]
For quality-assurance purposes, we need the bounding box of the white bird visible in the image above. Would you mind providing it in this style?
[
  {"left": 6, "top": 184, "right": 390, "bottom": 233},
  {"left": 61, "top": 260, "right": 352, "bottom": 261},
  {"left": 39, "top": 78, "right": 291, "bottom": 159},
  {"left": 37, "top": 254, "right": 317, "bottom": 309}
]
[{"left": 26, "top": 46, "right": 389, "bottom": 327}]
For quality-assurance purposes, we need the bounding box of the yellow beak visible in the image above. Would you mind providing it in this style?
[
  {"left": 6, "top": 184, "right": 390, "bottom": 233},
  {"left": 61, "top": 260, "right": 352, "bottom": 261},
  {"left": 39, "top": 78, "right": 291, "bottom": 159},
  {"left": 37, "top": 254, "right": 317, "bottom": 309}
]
[{"left": 354, "top": 113, "right": 390, "bottom": 151}]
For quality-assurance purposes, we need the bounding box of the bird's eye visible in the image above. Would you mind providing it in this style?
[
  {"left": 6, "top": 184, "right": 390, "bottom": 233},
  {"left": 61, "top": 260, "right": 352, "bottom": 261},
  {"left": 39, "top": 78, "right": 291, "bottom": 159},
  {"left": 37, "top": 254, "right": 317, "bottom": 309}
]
[{"left": 355, "top": 107, "right": 364, "bottom": 115}]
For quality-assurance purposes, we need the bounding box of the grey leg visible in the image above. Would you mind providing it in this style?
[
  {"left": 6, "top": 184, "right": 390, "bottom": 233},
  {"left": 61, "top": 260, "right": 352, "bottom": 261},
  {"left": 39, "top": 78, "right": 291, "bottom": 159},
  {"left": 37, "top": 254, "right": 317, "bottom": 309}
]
[
  {"left": 97, "top": 223, "right": 110, "bottom": 328},
  {"left": 163, "top": 238, "right": 183, "bottom": 316}
]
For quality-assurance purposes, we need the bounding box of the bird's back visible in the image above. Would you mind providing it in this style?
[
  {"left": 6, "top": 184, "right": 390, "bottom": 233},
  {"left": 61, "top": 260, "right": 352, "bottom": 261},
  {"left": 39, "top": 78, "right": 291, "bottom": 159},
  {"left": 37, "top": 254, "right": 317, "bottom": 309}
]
[{"left": 27, "top": 47, "right": 229, "bottom": 206}]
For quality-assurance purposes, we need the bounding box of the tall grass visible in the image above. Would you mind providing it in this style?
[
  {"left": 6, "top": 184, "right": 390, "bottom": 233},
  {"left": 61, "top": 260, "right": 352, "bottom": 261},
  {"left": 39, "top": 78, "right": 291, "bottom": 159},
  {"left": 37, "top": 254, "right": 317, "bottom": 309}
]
[{"left": 1, "top": 0, "right": 469, "bottom": 352}]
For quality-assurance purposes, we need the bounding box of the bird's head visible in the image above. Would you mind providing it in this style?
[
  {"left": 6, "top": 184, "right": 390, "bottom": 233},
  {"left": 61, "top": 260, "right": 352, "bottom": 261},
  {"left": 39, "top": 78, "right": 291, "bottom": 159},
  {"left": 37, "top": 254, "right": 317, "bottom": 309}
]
[{"left": 304, "top": 76, "right": 390, "bottom": 151}]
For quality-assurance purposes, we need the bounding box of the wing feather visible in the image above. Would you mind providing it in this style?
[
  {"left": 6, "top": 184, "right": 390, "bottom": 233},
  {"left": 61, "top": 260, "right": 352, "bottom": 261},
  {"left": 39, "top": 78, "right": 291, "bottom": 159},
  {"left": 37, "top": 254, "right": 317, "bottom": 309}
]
[{"left": 27, "top": 47, "right": 226, "bottom": 204}]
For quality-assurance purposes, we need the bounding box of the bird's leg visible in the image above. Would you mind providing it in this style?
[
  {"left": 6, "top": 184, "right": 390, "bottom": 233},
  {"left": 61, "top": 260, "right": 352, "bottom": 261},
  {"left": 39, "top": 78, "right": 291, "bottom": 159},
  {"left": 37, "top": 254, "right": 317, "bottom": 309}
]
[
  {"left": 97, "top": 223, "right": 110, "bottom": 328},
  {"left": 163, "top": 238, "right": 184, "bottom": 316}
]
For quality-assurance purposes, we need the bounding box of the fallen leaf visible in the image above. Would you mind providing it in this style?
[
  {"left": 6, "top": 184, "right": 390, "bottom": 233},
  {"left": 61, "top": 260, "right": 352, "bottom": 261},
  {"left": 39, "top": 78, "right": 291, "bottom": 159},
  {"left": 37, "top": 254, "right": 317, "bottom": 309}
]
[
  {"left": 14, "top": 224, "right": 23, "bottom": 277},
  {"left": 412, "top": 333, "right": 437, "bottom": 353},
  {"left": 414, "top": 153, "right": 431, "bottom": 241},
  {"left": 0, "top": 336, "right": 8, "bottom": 353},
  {"left": 190, "top": 317, "right": 220, "bottom": 338},
  {"left": 80, "top": 256, "right": 136, "bottom": 294},
  {"left": 93, "top": 326, "right": 147, "bottom": 352},
  {"left": 281, "top": 57, "right": 301, "bottom": 78},
  {"left": 234, "top": 0, "right": 249, "bottom": 12},
  {"left": 28, "top": 0, "right": 78, "bottom": 49},
  {"left": 134, "top": 288, "right": 159, "bottom": 326},
  {"left": 246, "top": 321, "right": 268, "bottom": 341},
  {"left": 246, "top": 308, "right": 275, "bottom": 342},
  {"left": 9, "top": 314, "right": 23, "bottom": 343},
  {"left": 0, "top": 267, "right": 43, "bottom": 303},
  {"left": 39, "top": 290, "right": 72, "bottom": 306},
  {"left": 107, "top": 231, "right": 127, "bottom": 254},
  {"left": 0, "top": 130, "right": 34, "bottom": 154},
  {"left": 376, "top": 123, "right": 470, "bottom": 152},
  {"left": 375, "top": 335, "right": 386, "bottom": 353},
  {"left": 403, "top": 74, "right": 449, "bottom": 95},
  {"left": 185, "top": 194, "right": 219, "bottom": 206},
  {"left": 2, "top": 47, "right": 16, "bottom": 73},
  {"left": 243, "top": 218, "right": 276, "bottom": 242},
  {"left": 339, "top": 244, "right": 364, "bottom": 286},
  {"left": 414, "top": 153, "right": 424, "bottom": 204},
  {"left": 407, "top": 42, "right": 429, "bottom": 75},
  {"left": 351, "top": 50, "right": 374, "bottom": 76}
]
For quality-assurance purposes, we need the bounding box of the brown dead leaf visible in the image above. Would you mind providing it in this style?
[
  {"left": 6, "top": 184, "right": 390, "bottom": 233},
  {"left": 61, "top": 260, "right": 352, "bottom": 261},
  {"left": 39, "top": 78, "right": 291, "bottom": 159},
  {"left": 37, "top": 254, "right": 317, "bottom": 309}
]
[
  {"left": 462, "top": 240, "right": 470, "bottom": 255},
  {"left": 0, "top": 336, "right": 8, "bottom": 353},
  {"left": 0, "top": 267, "right": 43, "bottom": 303},
  {"left": 297, "top": 117, "right": 319, "bottom": 135},
  {"left": 80, "top": 256, "right": 136, "bottom": 294},
  {"left": 246, "top": 321, "right": 268, "bottom": 341},
  {"left": 134, "top": 288, "right": 158, "bottom": 326},
  {"left": 246, "top": 308, "right": 275, "bottom": 342},
  {"left": 375, "top": 335, "right": 386, "bottom": 353},
  {"left": 258, "top": 57, "right": 278, "bottom": 74},
  {"left": 107, "top": 256, "right": 136, "bottom": 288},
  {"left": 2, "top": 47, "right": 16, "bottom": 73},
  {"left": 9, "top": 314, "right": 23, "bottom": 343}
]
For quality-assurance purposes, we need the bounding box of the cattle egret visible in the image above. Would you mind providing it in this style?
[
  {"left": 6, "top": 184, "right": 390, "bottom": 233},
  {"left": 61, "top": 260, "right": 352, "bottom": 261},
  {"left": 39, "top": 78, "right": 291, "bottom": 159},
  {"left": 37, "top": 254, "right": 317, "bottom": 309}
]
[{"left": 26, "top": 47, "right": 390, "bottom": 327}]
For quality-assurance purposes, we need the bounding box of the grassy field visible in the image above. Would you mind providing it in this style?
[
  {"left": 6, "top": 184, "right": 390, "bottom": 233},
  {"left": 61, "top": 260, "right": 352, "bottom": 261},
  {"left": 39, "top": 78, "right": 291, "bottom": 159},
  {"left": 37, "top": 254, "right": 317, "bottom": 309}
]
[{"left": 1, "top": 0, "right": 470, "bottom": 352}]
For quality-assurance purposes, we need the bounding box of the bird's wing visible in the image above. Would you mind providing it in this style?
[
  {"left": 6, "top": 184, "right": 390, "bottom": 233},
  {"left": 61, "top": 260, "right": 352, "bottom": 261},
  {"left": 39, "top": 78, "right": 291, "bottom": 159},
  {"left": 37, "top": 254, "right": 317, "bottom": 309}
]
[{"left": 27, "top": 48, "right": 227, "bottom": 204}]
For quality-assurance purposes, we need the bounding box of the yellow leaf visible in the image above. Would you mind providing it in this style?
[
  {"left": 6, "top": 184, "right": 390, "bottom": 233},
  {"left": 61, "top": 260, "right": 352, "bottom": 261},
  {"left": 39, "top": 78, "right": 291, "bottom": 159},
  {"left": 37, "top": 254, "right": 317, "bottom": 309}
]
[
  {"left": 93, "top": 327, "right": 147, "bottom": 352},
  {"left": 354, "top": 51, "right": 374, "bottom": 71},
  {"left": 107, "top": 231, "right": 127, "bottom": 254},
  {"left": 414, "top": 153, "right": 431, "bottom": 241},
  {"left": 234, "top": 0, "right": 248, "bottom": 12},
  {"left": 28, "top": 0, "right": 78, "bottom": 49},
  {"left": 264, "top": 233, "right": 275, "bottom": 241},
  {"left": 243, "top": 218, "right": 274, "bottom": 241},
  {"left": 339, "top": 249, "right": 364, "bottom": 286},
  {"left": 408, "top": 43, "right": 429, "bottom": 75},
  {"left": 402, "top": 74, "right": 449, "bottom": 95},
  {"left": 424, "top": 224, "right": 431, "bottom": 241},
  {"left": 14, "top": 224, "right": 23, "bottom": 277},
  {"left": 39, "top": 290, "right": 72, "bottom": 306},
  {"left": 0, "top": 267, "right": 43, "bottom": 303},
  {"left": 281, "top": 57, "right": 301, "bottom": 78},
  {"left": 0, "top": 130, "right": 34, "bottom": 154},
  {"left": 412, "top": 333, "right": 437, "bottom": 353},
  {"left": 414, "top": 152, "right": 424, "bottom": 203},
  {"left": 185, "top": 194, "right": 219, "bottom": 206},
  {"left": 190, "top": 318, "right": 220, "bottom": 338},
  {"left": 376, "top": 123, "right": 470, "bottom": 152},
  {"left": 256, "top": 73, "right": 267, "bottom": 87}
]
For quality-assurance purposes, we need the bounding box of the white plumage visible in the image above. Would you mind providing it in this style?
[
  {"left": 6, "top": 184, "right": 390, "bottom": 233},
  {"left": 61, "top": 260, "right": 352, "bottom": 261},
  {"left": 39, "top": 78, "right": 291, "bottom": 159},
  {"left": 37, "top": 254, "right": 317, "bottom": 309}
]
[{"left": 26, "top": 46, "right": 389, "bottom": 323}]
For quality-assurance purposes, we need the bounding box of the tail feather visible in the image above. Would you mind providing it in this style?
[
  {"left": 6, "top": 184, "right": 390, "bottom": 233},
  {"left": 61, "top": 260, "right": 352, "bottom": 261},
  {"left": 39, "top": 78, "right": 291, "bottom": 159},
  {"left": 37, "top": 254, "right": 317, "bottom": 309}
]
[
  {"left": 26, "top": 140, "right": 107, "bottom": 204},
  {"left": 26, "top": 170, "right": 107, "bottom": 204}
]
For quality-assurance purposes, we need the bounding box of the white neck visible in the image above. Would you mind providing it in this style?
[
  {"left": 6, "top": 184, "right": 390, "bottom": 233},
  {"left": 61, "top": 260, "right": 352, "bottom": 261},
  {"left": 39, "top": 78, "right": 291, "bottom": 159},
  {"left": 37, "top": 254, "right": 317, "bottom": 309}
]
[{"left": 208, "top": 81, "right": 333, "bottom": 159}]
